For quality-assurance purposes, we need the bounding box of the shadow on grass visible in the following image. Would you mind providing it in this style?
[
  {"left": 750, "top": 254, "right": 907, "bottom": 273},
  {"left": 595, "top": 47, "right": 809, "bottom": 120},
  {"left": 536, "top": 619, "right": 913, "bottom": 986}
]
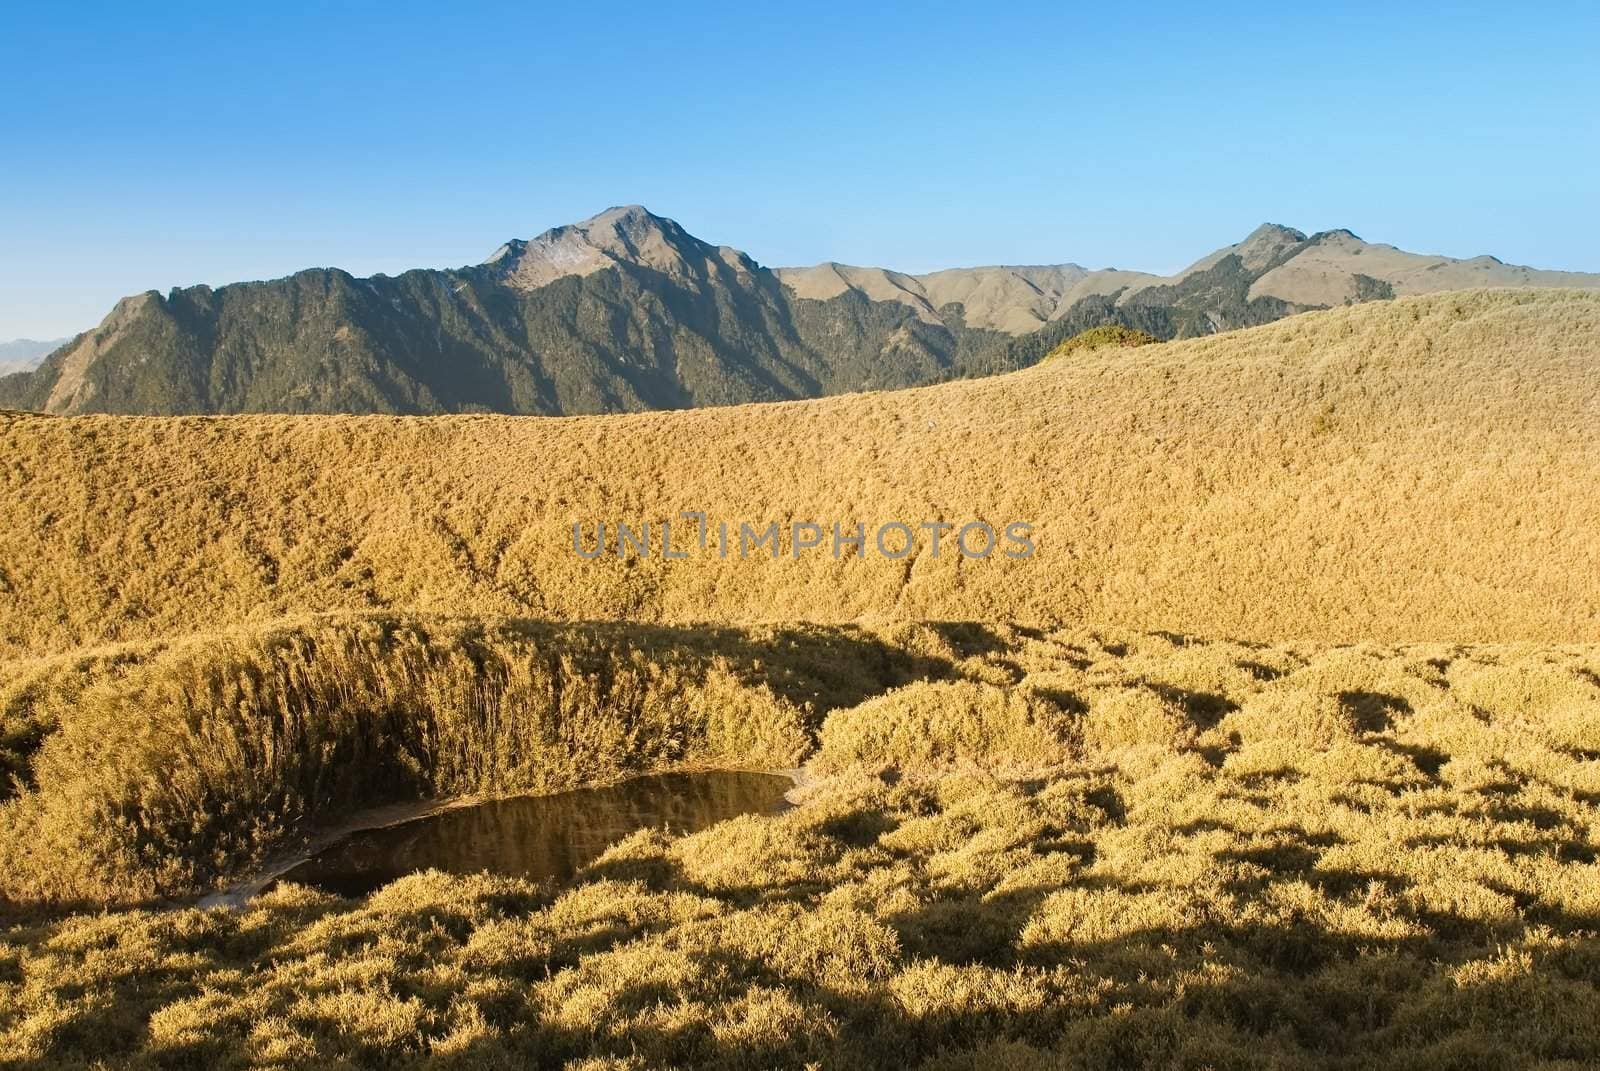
[{"left": 10, "top": 791, "right": 1600, "bottom": 1071}]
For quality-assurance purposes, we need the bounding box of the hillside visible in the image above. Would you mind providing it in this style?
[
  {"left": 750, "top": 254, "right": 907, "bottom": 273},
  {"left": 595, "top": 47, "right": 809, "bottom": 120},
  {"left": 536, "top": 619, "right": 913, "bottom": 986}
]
[
  {"left": 1, "top": 289, "right": 1595, "bottom": 658},
  {"left": 4, "top": 209, "right": 1597, "bottom": 418}
]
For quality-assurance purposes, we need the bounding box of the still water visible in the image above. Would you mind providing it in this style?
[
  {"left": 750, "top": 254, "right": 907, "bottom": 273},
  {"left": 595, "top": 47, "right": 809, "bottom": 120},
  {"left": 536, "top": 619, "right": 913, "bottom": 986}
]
[{"left": 276, "top": 771, "right": 792, "bottom": 897}]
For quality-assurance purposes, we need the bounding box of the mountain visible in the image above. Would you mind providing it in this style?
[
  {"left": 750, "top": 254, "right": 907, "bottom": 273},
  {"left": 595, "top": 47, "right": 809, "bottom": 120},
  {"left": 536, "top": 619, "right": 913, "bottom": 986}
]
[
  {"left": 3, "top": 208, "right": 1596, "bottom": 417},
  {"left": 2, "top": 290, "right": 1594, "bottom": 658},
  {"left": 780, "top": 222, "right": 1600, "bottom": 337},
  {"left": 0, "top": 338, "right": 67, "bottom": 377},
  {"left": 0, "top": 206, "right": 985, "bottom": 417},
  {"left": 1245, "top": 228, "right": 1600, "bottom": 305}
]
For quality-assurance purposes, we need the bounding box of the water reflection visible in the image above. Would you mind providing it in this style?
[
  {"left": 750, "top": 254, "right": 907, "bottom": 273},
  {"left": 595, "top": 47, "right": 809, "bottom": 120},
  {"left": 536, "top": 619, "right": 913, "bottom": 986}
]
[{"left": 276, "top": 771, "right": 792, "bottom": 897}]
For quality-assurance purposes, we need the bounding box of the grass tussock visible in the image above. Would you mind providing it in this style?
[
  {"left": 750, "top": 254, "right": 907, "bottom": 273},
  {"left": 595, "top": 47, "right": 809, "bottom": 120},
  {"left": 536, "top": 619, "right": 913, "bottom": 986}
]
[
  {"left": 2, "top": 290, "right": 1598, "bottom": 657},
  {"left": 2, "top": 624, "right": 1599, "bottom": 1067},
  {"left": 812, "top": 680, "right": 1077, "bottom": 773}
]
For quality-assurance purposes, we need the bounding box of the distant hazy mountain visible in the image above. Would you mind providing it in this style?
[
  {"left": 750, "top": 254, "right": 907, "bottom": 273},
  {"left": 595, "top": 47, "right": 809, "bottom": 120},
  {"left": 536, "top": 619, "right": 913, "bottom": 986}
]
[
  {"left": 4, "top": 207, "right": 1595, "bottom": 417},
  {"left": 0, "top": 338, "right": 68, "bottom": 377}
]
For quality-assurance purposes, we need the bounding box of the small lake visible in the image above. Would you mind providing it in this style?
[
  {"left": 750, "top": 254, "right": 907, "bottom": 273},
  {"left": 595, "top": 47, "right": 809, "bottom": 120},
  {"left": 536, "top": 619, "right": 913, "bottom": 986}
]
[{"left": 275, "top": 770, "right": 794, "bottom": 898}]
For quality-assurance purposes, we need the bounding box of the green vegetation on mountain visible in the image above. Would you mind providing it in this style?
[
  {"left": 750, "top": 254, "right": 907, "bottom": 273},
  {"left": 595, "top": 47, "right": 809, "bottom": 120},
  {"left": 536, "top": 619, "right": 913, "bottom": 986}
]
[
  {"left": 1039, "top": 325, "right": 1159, "bottom": 362},
  {"left": 926, "top": 252, "right": 1304, "bottom": 383}
]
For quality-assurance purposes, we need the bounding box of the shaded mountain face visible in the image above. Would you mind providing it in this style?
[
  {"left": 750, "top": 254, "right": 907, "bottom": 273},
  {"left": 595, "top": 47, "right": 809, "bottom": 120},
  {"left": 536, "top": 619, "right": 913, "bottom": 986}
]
[{"left": 5, "top": 207, "right": 1597, "bottom": 416}]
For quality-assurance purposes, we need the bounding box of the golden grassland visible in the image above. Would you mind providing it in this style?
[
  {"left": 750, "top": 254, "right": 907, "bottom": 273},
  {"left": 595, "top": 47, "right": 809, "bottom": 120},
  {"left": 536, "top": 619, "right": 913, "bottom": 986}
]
[
  {"left": 0, "top": 615, "right": 936, "bottom": 905},
  {"left": 2, "top": 619, "right": 1599, "bottom": 1068},
  {"left": 4, "top": 288, "right": 1600, "bottom": 1067},
  {"left": 2, "top": 289, "right": 1598, "bottom": 659}
]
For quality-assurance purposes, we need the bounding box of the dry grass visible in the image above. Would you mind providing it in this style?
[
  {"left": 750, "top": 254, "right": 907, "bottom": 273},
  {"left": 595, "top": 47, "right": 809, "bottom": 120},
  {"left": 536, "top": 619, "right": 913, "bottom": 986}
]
[
  {"left": 3, "top": 287, "right": 1599, "bottom": 1066},
  {"left": 811, "top": 679, "right": 1078, "bottom": 773},
  {"left": 1, "top": 289, "right": 1597, "bottom": 658},
  {"left": 0, "top": 615, "right": 963, "bottom": 905},
  {"left": 2, "top": 624, "right": 1598, "bottom": 1068}
]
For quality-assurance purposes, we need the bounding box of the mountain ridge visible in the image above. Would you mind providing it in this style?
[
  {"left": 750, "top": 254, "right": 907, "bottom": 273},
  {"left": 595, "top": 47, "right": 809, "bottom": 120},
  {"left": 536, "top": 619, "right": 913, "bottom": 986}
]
[
  {"left": 4, "top": 206, "right": 1596, "bottom": 417},
  {"left": 780, "top": 220, "right": 1600, "bottom": 331}
]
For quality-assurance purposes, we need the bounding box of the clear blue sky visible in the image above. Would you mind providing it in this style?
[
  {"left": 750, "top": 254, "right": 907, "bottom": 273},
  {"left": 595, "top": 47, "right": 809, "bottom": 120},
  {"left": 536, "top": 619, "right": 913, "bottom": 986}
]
[{"left": 2, "top": 1, "right": 1597, "bottom": 339}]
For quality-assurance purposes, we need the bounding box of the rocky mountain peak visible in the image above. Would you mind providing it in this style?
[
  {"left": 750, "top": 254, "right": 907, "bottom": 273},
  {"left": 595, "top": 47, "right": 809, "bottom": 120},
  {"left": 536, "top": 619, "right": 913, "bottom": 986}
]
[
  {"left": 481, "top": 205, "right": 723, "bottom": 291},
  {"left": 1233, "top": 223, "right": 1310, "bottom": 271}
]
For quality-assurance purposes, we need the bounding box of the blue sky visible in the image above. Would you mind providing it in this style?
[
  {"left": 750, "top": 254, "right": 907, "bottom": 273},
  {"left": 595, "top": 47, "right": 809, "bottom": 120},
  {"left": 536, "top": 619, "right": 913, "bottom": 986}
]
[{"left": 2, "top": 1, "right": 1597, "bottom": 339}]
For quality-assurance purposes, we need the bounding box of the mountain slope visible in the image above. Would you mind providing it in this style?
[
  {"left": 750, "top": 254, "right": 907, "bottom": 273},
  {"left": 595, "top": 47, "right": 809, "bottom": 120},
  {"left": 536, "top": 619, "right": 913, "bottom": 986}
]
[
  {"left": 4, "top": 208, "right": 1597, "bottom": 417},
  {"left": 2, "top": 289, "right": 1595, "bottom": 658},
  {"left": 774, "top": 262, "right": 1158, "bottom": 334}
]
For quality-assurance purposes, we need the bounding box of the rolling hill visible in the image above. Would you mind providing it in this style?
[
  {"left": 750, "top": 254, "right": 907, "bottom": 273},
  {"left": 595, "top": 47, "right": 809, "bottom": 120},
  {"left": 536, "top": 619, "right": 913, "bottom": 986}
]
[
  {"left": 3, "top": 208, "right": 1596, "bottom": 417},
  {"left": 1, "top": 288, "right": 1595, "bottom": 659}
]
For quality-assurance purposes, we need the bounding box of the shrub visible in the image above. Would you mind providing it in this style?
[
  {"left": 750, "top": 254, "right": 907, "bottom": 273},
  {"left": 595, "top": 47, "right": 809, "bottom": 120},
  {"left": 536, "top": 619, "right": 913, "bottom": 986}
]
[
  {"left": 1454, "top": 659, "right": 1600, "bottom": 752},
  {"left": 814, "top": 680, "right": 1076, "bottom": 772},
  {"left": 1081, "top": 686, "right": 1197, "bottom": 753},
  {"left": 1223, "top": 689, "right": 1365, "bottom": 750},
  {"left": 1039, "top": 323, "right": 1159, "bottom": 361}
]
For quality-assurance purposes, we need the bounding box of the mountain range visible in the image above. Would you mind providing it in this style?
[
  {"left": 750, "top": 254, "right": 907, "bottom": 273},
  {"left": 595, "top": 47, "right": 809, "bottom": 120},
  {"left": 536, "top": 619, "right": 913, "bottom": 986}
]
[{"left": 4, "top": 206, "right": 1597, "bottom": 416}]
